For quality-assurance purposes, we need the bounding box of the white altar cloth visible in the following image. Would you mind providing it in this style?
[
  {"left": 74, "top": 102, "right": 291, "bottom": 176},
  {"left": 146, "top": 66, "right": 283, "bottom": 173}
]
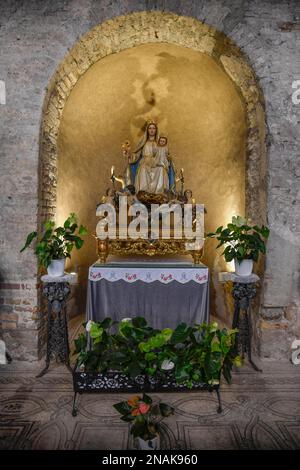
[{"left": 89, "top": 257, "right": 209, "bottom": 284}]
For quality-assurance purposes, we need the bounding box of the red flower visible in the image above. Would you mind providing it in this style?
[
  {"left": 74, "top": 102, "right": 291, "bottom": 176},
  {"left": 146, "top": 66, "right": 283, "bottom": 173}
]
[
  {"left": 130, "top": 401, "right": 150, "bottom": 416},
  {"left": 138, "top": 403, "right": 150, "bottom": 414}
]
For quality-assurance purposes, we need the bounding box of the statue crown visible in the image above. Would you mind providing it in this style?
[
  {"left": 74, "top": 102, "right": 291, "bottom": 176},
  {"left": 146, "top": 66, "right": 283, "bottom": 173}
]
[
  {"left": 146, "top": 117, "right": 157, "bottom": 126},
  {"left": 159, "top": 132, "right": 168, "bottom": 139}
]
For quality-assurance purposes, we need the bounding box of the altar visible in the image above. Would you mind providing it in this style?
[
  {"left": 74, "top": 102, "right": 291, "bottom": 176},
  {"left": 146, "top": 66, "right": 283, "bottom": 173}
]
[
  {"left": 86, "top": 118, "right": 208, "bottom": 328},
  {"left": 86, "top": 255, "right": 209, "bottom": 329}
]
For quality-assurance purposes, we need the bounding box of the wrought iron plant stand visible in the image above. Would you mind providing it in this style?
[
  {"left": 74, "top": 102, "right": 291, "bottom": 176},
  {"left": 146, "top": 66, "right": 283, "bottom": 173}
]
[
  {"left": 36, "top": 274, "right": 76, "bottom": 378},
  {"left": 219, "top": 272, "right": 262, "bottom": 372},
  {"left": 72, "top": 367, "right": 222, "bottom": 417}
]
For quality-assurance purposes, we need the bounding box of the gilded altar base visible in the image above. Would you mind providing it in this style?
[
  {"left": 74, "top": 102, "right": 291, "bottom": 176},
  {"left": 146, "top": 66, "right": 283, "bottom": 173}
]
[{"left": 96, "top": 237, "right": 203, "bottom": 264}]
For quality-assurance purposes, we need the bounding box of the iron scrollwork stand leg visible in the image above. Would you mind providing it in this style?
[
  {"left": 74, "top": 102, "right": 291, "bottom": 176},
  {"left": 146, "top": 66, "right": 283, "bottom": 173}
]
[
  {"left": 72, "top": 391, "right": 78, "bottom": 417},
  {"left": 232, "top": 282, "right": 262, "bottom": 372},
  {"left": 215, "top": 386, "right": 222, "bottom": 413},
  {"left": 36, "top": 281, "right": 73, "bottom": 378}
]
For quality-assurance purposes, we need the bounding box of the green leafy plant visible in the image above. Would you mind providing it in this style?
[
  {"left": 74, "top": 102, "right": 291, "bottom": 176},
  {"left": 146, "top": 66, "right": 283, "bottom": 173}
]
[
  {"left": 207, "top": 215, "right": 269, "bottom": 263},
  {"left": 20, "top": 213, "right": 87, "bottom": 268},
  {"left": 113, "top": 393, "right": 174, "bottom": 441},
  {"left": 74, "top": 317, "right": 242, "bottom": 387}
]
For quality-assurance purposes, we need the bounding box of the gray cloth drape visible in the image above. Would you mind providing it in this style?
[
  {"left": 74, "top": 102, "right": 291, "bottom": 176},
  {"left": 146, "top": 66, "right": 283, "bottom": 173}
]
[{"left": 86, "top": 278, "right": 209, "bottom": 329}]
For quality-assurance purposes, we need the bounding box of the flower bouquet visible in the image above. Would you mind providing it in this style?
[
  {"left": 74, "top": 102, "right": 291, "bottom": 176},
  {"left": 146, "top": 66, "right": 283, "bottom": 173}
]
[{"left": 113, "top": 393, "right": 174, "bottom": 450}]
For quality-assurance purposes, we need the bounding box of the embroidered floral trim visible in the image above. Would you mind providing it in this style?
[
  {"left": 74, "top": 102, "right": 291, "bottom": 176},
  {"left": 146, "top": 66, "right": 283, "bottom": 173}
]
[{"left": 89, "top": 266, "right": 208, "bottom": 284}]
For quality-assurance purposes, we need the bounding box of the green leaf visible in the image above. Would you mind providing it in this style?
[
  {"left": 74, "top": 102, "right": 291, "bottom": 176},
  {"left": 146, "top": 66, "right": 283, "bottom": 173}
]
[
  {"left": 142, "top": 333, "right": 168, "bottom": 351},
  {"left": 142, "top": 393, "right": 152, "bottom": 405},
  {"left": 64, "top": 218, "right": 70, "bottom": 229},
  {"left": 175, "top": 368, "right": 190, "bottom": 382},
  {"left": 237, "top": 246, "right": 245, "bottom": 257},
  {"left": 159, "top": 403, "right": 174, "bottom": 417},
  {"left": 132, "top": 317, "right": 147, "bottom": 328},
  {"left": 211, "top": 341, "right": 222, "bottom": 352},
  {"left": 145, "top": 352, "right": 157, "bottom": 361},
  {"left": 138, "top": 342, "right": 149, "bottom": 353},
  {"left": 262, "top": 226, "right": 270, "bottom": 238},
  {"left": 66, "top": 243, "right": 73, "bottom": 253},
  {"left": 44, "top": 220, "right": 55, "bottom": 231},
  {"left": 42, "top": 228, "right": 54, "bottom": 241},
  {"left": 131, "top": 421, "right": 149, "bottom": 439},
  {"left": 68, "top": 223, "right": 78, "bottom": 234},
  {"left": 170, "top": 323, "right": 190, "bottom": 344},
  {"left": 99, "top": 317, "right": 114, "bottom": 330},
  {"left": 74, "top": 333, "right": 87, "bottom": 353},
  {"left": 113, "top": 401, "right": 131, "bottom": 415},
  {"left": 90, "top": 324, "right": 103, "bottom": 340},
  {"left": 55, "top": 227, "right": 65, "bottom": 236},
  {"left": 145, "top": 366, "right": 156, "bottom": 376},
  {"left": 161, "top": 328, "right": 173, "bottom": 340},
  {"left": 74, "top": 237, "right": 84, "bottom": 250},
  {"left": 20, "top": 231, "right": 37, "bottom": 252},
  {"left": 224, "top": 250, "right": 235, "bottom": 262},
  {"left": 222, "top": 360, "right": 232, "bottom": 384},
  {"left": 128, "top": 361, "right": 142, "bottom": 378},
  {"left": 233, "top": 355, "right": 243, "bottom": 367},
  {"left": 192, "top": 372, "right": 200, "bottom": 382},
  {"left": 79, "top": 225, "right": 88, "bottom": 236},
  {"left": 68, "top": 213, "right": 78, "bottom": 225},
  {"left": 220, "top": 334, "right": 231, "bottom": 354},
  {"left": 120, "top": 414, "right": 135, "bottom": 422}
]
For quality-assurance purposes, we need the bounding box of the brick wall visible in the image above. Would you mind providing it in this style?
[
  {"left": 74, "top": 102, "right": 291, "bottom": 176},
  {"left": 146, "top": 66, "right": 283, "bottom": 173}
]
[{"left": 0, "top": 0, "right": 299, "bottom": 360}]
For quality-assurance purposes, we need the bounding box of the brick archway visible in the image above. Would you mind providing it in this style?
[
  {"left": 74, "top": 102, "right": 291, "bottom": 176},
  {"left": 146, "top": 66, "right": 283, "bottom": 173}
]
[
  {"left": 40, "top": 11, "right": 267, "bottom": 227},
  {"left": 38, "top": 11, "right": 267, "bottom": 356}
]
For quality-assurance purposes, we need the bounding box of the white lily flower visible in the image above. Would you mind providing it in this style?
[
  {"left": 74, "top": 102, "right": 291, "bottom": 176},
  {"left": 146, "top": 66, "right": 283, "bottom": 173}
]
[
  {"left": 232, "top": 215, "right": 247, "bottom": 227},
  {"left": 161, "top": 359, "right": 175, "bottom": 370},
  {"left": 86, "top": 320, "right": 94, "bottom": 332},
  {"left": 121, "top": 318, "right": 132, "bottom": 322}
]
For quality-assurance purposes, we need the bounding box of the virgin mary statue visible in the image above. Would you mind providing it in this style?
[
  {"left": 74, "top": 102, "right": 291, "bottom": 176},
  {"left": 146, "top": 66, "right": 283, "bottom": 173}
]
[{"left": 127, "top": 120, "right": 176, "bottom": 194}]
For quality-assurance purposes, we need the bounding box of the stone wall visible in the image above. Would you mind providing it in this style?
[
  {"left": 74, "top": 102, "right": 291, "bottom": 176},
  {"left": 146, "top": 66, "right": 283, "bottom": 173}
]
[{"left": 0, "top": 0, "right": 299, "bottom": 361}]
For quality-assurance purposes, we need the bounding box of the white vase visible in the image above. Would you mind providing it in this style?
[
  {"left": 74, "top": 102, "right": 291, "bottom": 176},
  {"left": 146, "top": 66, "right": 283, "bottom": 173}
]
[
  {"left": 136, "top": 436, "right": 159, "bottom": 450},
  {"left": 47, "top": 259, "right": 66, "bottom": 277},
  {"left": 234, "top": 259, "right": 253, "bottom": 277}
]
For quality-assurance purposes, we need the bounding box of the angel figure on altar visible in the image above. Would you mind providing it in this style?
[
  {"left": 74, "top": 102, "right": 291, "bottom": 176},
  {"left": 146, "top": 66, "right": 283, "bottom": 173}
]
[{"left": 123, "top": 120, "right": 176, "bottom": 195}]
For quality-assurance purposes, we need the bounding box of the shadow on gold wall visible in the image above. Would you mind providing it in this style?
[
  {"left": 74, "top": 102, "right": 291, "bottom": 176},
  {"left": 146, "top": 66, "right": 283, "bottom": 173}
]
[{"left": 57, "top": 43, "right": 246, "bottom": 319}]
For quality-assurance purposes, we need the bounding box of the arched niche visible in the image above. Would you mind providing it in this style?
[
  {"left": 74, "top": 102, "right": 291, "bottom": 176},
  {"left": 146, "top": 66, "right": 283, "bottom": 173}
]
[{"left": 39, "top": 11, "right": 267, "bottom": 321}]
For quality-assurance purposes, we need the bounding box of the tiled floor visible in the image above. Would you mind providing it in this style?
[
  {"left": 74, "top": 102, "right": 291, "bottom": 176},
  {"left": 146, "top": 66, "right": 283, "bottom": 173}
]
[{"left": 0, "top": 315, "right": 300, "bottom": 450}]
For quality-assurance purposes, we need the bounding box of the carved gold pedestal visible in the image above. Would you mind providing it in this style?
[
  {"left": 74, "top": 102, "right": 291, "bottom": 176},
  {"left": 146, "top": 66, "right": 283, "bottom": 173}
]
[{"left": 96, "top": 237, "right": 203, "bottom": 264}]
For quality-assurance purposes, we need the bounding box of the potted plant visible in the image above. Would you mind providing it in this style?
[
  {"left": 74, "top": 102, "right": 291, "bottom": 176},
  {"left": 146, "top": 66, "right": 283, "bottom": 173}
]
[
  {"left": 207, "top": 215, "right": 269, "bottom": 276},
  {"left": 75, "top": 317, "right": 241, "bottom": 386},
  {"left": 20, "top": 213, "right": 87, "bottom": 277},
  {"left": 72, "top": 317, "right": 241, "bottom": 418},
  {"left": 113, "top": 393, "right": 174, "bottom": 450}
]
